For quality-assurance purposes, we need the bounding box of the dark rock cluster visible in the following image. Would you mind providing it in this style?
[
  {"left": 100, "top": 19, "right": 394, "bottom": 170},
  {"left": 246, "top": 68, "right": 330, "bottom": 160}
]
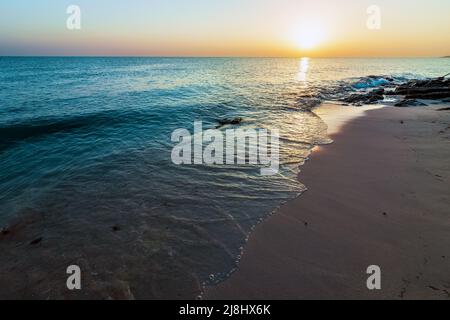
[
  {"left": 342, "top": 88, "right": 385, "bottom": 105},
  {"left": 392, "top": 78, "right": 450, "bottom": 100},
  {"left": 394, "top": 99, "right": 428, "bottom": 107},
  {"left": 216, "top": 117, "right": 243, "bottom": 128},
  {"left": 342, "top": 76, "right": 450, "bottom": 107}
]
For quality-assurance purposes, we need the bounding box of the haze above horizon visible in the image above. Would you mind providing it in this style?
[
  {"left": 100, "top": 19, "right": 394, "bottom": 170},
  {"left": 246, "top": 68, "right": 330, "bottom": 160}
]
[{"left": 1, "top": 0, "right": 449, "bottom": 57}]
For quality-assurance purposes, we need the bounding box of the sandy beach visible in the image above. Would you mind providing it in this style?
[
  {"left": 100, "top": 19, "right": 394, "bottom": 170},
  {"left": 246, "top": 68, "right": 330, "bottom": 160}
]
[{"left": 206, "top": 103, "right": 450, "bottom": 300}]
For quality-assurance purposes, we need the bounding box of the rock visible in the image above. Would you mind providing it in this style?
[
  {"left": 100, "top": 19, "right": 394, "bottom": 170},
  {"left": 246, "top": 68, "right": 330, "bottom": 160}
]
[
  {"left": 394, "top": 78, "right": 450, "bottom": 99},
  {"left": 384, "top": 89, "right": 397, "bottom": 96},
  {"left": 372, "top": 88, "right": 385, "bottom": 94},
  {"left": 406, "top": 91, "right": 450, "bottom": 100},
  {"left": 342, "top": 88, "right": 384, "bottom": 105},
  {"left": 395, "top": 99, "right": 428, "bottom": 107},
  {"left": 217, "top": 117, "right": 243, "bottom": 127},
  {"left": 340, "top": 76, "right": 450, "bottom": 107},
  {"left": 297, "top": 97, "right": 322, "bottom": 109}
]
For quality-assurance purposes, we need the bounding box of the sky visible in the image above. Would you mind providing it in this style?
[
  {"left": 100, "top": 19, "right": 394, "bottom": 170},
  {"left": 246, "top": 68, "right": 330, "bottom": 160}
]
[{"left": 1, "top": 0, "right": 449, "bottom": 57}]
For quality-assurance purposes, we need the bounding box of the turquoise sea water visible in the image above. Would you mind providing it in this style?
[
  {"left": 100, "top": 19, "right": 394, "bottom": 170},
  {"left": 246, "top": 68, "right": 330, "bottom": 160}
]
[{"left": 0, "top": 57, "right": 449, "bottom": 298}]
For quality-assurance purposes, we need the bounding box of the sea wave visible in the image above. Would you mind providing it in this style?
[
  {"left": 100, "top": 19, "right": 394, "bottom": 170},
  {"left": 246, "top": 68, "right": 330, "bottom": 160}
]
[{"left": 0, "top": 110, "right": 158, "bottom": 152}]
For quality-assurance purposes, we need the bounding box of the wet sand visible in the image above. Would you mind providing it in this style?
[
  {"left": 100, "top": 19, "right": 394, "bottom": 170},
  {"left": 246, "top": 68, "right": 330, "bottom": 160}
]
[{"left": 206, "top": 103, "right": 450, "bottom": 300}]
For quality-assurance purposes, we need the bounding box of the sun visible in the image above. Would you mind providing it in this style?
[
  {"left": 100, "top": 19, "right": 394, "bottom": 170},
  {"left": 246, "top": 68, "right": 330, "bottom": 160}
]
[
  {"left": 295, "top": 31, "right": 323, "bottom": 49},
  {"left": 288, "top": 21, "right": 327, "bottom": 50}
]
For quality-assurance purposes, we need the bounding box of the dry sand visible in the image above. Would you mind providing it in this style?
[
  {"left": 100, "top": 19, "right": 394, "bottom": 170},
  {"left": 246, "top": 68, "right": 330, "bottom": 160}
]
[{"left": 206, "top": 103, "right": 450, "bottom": 300}]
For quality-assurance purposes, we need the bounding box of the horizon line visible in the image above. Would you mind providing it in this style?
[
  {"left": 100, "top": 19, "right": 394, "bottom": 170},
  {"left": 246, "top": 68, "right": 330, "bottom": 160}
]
[{"left": 1, "top": 55, "right": 449, "bottom": 59}]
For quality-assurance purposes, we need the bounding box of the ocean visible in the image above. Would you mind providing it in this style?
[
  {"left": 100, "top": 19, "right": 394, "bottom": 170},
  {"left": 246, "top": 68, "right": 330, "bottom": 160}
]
[{"left": 0, "top": 57, "right": 449, "bottom": 299}]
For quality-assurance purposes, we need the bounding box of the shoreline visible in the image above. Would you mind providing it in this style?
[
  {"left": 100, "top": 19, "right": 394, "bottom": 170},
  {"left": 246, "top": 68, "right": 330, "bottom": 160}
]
[{"left": 205, "top": 103, "right": 450, "bottom": 300}]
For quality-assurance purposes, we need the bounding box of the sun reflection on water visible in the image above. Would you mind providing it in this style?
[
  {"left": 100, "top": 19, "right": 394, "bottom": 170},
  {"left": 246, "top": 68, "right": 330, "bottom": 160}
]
[{"left": 297, "top": 57, "right": 310, "bottom": 84}]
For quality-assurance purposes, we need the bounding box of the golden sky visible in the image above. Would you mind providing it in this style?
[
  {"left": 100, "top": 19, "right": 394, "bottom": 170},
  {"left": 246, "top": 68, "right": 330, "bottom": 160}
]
[{"left": 1, "top": 0, "right": 449, "bottom": 57}]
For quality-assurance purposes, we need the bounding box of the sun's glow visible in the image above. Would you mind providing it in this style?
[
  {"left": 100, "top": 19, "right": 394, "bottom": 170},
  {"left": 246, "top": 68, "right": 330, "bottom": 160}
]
[{"left": 288, "top": 22, "right": 327, "bottom": 50}]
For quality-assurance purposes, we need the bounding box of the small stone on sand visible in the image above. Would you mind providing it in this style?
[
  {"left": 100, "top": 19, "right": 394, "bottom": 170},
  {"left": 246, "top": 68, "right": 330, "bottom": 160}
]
[{"left": 29, "top": 237, "right": 43, "bottom": 245}]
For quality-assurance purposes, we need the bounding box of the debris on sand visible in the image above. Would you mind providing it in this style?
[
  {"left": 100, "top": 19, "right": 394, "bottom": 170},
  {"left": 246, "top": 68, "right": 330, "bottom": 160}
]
[{"left": 29, "top": 237, "right": 43, "bottom": 246}]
